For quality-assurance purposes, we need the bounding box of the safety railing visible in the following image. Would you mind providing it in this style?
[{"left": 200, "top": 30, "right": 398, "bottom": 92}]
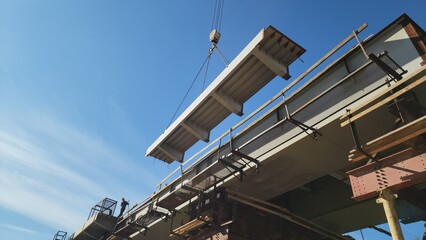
[
  {"left": 159, "top": 52, "right": 405, "bottom": 204},
  {"left": 154, "top": 23, "right": 370, "bottom": 192},
  {"left": 52, "top": 230, "right": 67, "bottom": 240},
  {"left": 88, "top": 197, "right": 117, "bottom": 220},
  {"left": 120, "top": 23, "right": 406, "bottom": 228},
  {"left": 116, "top": 49, "right": 406, "bottom": 240}
]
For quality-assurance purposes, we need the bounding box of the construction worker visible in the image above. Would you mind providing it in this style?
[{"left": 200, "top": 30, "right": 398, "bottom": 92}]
[{"left": 118, "top": 198, "right": 129, "bottom": 218}]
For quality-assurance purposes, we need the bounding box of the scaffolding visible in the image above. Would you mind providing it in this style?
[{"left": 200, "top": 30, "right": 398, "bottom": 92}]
[
  {"left": 52, "top": 230, "right": 67, "bottom": 240},
  {"left": 69, "top": 198, "right": 118, "bottom": 240}
]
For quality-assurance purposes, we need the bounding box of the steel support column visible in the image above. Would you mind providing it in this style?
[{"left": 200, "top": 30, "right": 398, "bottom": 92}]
[{"left": 376, "top": 189, "right": 405, "bottom": 240}]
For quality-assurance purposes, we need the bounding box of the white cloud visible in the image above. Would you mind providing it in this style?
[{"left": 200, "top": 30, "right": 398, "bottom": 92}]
[
  {"left": 0, "top": 224, "right": 37, "bottom": 234},
  {"left": 0, "top": 112, "right": 161, "bottom": 233}
]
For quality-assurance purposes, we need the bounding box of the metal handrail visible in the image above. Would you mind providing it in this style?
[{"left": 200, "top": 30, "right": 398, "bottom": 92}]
[
  {"left": 87, "top": 197, "right": 117, "bottom": 220},
  {"left": 122, "top": 45, "right": 405, "bottom": 236},
  {"left": 52, "top": 230, "right": 67, "bottom": 240},
  {"left": 235, "top": 57, "right": 373, "bottom": 151},
  {"left": 155, "top": 52, "right": 405, "bottom": 213},
  {"left": 155, "top": 23, "right": 368, "bottom": 191},
  {"left": 119, "top": 24, "right": 413, "bottom": 240},
  {"left": 122, "top": 23, "right": 374, "bottom": 224}
]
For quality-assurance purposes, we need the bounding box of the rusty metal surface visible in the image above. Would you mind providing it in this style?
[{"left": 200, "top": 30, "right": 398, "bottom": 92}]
[{"left": 347, "top": 143, "right": 426, "bottom": 201}]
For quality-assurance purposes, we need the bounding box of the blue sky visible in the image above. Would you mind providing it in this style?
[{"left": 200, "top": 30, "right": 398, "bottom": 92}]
[{"left": 0, "top": 1, "right": 425, "bottom": 240}]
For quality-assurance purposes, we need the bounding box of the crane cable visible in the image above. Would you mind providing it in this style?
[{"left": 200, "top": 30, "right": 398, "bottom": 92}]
[
  {"left": 202, "top": 52, "right": 212, "bottom": 90},
  {"left": 166, "top": 0, "right": 227, "bottom": 128},
  {"left": 211, "top": 0, "right": 224, "bottom": 32},
  {"left": 209, "top": 0, "right": 228, "bottom": 66},
  {"left": 215, "top": 45, "right": 229, "bottom": 66},
  {"left": 166, "top": 54, "right": 212, "bottom": 128}
]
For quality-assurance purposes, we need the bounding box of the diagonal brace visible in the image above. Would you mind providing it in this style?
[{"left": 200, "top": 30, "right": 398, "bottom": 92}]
[
  {"left": 231, "top": 150, "right": 260, "bottom": 173},
  {"left": 288, "top": 118, "right": 322, "bottom": 140},
  {"left": 219, "top": 158, "right": 245, "bottom": 182}
]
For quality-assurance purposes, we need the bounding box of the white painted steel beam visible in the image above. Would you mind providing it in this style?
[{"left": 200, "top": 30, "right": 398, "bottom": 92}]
[
  {"left": 146, "top": 25, "right": 305, "bottom": 163},
  {"left": 181, "top": 121, "right": 210, "bottom": 142},
  {"left": 211, "top": 91, "right": 243, "bottom": 116},
  {"left": 158, "top": 144, "right": 184, "bottom": 163},
  {"left": 253, "top": 48, "right": 290, "bottom": 79}
]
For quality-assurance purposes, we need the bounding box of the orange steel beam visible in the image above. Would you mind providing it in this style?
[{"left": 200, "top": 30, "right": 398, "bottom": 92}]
[{"left": 347, "top": 143, "right": 426, "bottom": 201}]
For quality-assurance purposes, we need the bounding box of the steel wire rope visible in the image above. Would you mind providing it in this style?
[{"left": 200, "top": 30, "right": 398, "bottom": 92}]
[
  {"left": 215, "top": 0, "right": 220, "bottom": 30},
  {"left": 218, "top": 0, "right": 224, "bottom": 31},
  {"left": 166, "top": 54, "right": 211, "bottom": 128},
  {"left": 202, "top": 52, "right": 212, "bottom": 90},
  {"left": 214, "top": 46, "right": 230, "bottom": 66},
  {"left": 214, "top": 0, "right": 220, "bottom": 30},
  {"left": 211, "top": 0, "right": 224, "bottom": 31},
  {"left": 164, "top": 0, "right": 230, "bottom": 157},
  {"left": 210, "top": 0, "right": 218, "bottom": 31}
]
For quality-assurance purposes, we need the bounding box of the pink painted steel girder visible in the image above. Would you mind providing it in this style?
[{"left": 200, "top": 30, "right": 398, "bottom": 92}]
[{"left": 347, "top": 143, "right": 426, "bottom": 201}]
